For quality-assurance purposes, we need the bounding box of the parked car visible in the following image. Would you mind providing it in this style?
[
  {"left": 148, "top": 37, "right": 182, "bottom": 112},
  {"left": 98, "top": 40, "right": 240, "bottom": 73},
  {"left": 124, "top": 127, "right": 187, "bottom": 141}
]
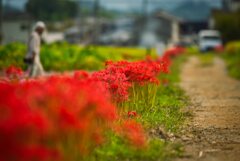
[{"left": 198, "top": 30, "right": 222, "bottom": 52}]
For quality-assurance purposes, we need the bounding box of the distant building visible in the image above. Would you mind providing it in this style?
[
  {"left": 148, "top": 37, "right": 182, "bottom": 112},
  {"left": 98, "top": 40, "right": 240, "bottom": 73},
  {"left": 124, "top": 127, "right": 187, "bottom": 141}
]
[
  {"left": 2, "top": 12, "right": 64, "bottom": 44},
  {"left": 155, "top": 11, "right": 182, "bottom": 44},
  {"left": 136, "top": 11, "right": 182, "bottom": 47},
  {"left": 180, "top": 21, "right": 208, "bottom": 36},
  {"left": 2, "top": 12, "right": 32, "bottom": 44}
]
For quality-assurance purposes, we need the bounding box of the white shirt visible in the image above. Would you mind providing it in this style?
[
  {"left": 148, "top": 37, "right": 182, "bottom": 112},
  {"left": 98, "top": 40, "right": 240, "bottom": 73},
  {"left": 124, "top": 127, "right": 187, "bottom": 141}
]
[{"left": 26, "top": 31, "right": 41, "bottom": 58}]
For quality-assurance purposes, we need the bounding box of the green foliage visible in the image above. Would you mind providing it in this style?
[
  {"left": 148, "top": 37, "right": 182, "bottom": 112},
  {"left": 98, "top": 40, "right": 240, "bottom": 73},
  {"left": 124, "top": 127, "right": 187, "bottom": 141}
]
[
  {"left": 213, "top": 11, "right": 240, "bottom": 42},
  {"left": 0, "top": 42, "right": 157, "bottom": 71},
  {"left": 0, "top": 43, "right": 27, "bottom": 70},
  {"left": 225, "top": 41, "right": 240, "bottom": 54},
  {"left": 92, "top": 134, "right": 182, "bottom": 161},
  {"left": 25, "top": 0, "right": 78, "bottom": 21},
  {"left": 222, "top": 41, "right": 240, "bottom": 79}
]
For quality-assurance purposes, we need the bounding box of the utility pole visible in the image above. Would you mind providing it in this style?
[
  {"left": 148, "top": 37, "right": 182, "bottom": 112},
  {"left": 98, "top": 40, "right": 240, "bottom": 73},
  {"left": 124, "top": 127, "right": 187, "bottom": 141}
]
[
  {"left": 142, "top": 0, "right": 148, "bottom": 19},
  {"left": 93, "top": 0, "right": 99, "bottom": 18},
  {"left": 78, "top": 0, "right": 83, "bottom": 42},
  {"left": 142, "top": 0, "right": 146, "bottom": 16},
  {"left": 93, "top": 0, "right": 100, "bottom": 44},
  {"left": 142, "top": 0, "right": 151, "bottom": 54}
]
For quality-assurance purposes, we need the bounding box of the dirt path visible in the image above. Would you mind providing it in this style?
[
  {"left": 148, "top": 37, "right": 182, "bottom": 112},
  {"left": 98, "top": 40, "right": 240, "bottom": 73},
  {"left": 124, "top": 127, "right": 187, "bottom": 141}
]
[{"left": 177, "top": 56, "right": 240, "bottom": 161}]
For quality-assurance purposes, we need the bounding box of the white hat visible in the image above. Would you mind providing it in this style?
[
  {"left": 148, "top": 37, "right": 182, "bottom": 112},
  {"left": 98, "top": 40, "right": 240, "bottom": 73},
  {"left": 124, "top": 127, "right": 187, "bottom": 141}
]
[{"left": 34, "top": 21, "right": 46, "bottom": 30}]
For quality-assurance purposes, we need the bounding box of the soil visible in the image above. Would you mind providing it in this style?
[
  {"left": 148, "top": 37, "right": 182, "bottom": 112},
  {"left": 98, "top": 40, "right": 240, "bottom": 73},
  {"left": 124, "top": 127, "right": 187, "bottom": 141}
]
[{"left": 176, "top": 56, "right": 240, "bottom": 161}]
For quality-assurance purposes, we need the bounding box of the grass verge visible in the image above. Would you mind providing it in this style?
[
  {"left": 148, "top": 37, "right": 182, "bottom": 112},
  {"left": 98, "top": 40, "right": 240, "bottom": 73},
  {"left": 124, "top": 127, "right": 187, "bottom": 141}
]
[{"left": 222, "top": 52, "right": 240, "bottom": 80}]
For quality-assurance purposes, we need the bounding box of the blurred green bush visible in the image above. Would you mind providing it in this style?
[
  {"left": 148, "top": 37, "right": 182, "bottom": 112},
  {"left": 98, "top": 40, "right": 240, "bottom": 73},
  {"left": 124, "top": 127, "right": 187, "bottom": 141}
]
[
  {"left": 225, "top": 41, "right": 240, "bottom": 54},
  {"left": 223, "top": 41, "right": 240, "bottom": 79},
  {"left": 0, "top": 42, "right": 157, "bottom": 71},
  {"left": 0, "top": 43, "right": 27, "bottom": 70}
]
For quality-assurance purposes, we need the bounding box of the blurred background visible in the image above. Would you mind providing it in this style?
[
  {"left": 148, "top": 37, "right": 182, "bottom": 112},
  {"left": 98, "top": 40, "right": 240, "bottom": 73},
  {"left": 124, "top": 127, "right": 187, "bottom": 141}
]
[{"left": 0, "top": 0, "right": 239, "bottom": 47}]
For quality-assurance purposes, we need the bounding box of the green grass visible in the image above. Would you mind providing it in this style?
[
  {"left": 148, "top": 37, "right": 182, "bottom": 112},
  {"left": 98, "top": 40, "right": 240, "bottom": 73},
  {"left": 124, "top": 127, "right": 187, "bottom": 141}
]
[
  {"left": 222, "top": 52, "right": 240, "bottom": 79},
  {"left": 148, "top": 55, "right": 189, "bottom": 132},
  {"left": 92, "top": 135, "right": 183, "bottom": 161},
  {"left": 221, "top": 41, "right": 240, "bottom": 80},
  {"left": 138, "top": 85, "right": 188, "bottom": 132},
  {"left": 196, "top": 52, "right": 215, "bottom": 66}
]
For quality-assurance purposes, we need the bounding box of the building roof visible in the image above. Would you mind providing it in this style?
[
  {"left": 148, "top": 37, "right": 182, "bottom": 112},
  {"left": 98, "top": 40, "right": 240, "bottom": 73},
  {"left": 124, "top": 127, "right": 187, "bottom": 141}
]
[
  {"left": 3, "top": 12, "right": 32, "bottom": 21},
  {"left": 155, "top": 11, "right": 182, "bottom": 22}
]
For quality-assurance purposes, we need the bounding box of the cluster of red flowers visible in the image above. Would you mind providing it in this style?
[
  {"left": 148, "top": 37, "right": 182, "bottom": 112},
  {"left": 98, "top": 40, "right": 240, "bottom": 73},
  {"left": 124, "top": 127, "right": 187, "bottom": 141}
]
[
  {"left": 122, "top": 120, "right": 146, "bottom": 147},
  {"left": 0, "top": 74, "right": 117, "bottom": 161},
  {"left": 157, "top": 55, "right": 171, "bottom": 74},
  {"left": 4, "top": 66, "right": 24, "bottom": 80},
  {"left": 92, "top": 67, "right": 131, "bottom": 102},
  {"left": 93, "top": 59, "right": 169, "bottom": 101},
  {"left": 113, "top": 111, "right": 145, "bottom": 148},
  {"left": 162, "top": 46, "right": 185, "bottom": 58}
]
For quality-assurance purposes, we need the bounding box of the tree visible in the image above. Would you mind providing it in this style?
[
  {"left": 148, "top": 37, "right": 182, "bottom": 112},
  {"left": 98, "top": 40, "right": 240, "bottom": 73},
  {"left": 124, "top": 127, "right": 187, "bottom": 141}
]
[
  {"left": 213, "top": 11, "right": 240, "bottom": 43},
  {"left": 25, "top": 0, "right": 78, "bottom": 21}
]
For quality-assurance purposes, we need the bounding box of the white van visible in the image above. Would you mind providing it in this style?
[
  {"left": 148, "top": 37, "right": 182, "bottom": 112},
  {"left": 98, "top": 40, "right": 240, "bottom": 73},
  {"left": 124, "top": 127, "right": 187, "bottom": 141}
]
[{"left": 198, "top": 30, "right": 222, "bottom": 52}]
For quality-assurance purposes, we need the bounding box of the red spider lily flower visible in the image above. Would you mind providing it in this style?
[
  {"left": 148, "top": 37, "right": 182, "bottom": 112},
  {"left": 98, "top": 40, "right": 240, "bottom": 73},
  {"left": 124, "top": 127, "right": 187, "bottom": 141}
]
[
  {"left": 5, "top": 66, "right": 23, "bottom": 80},
  {"left": 104, "top": 60, "right": 162, "bottom": 85},
  {"left": 121, "top": 120, "right": 146, "bottom": 147},
  {"left": 128, "top": 111, "right": 137, "bottom": 118},
  {"left": 73, "top": 70, "right": 89, "bottom": 79},
  {"left": 92, "top": 69, "right": 131, "bottom": 102},
  {"left": 157, "top": 56, "right": 171, "bottom": 74},
  {"left": 105, "top": 60, "right": 113, "bottom": 67},
  {"left": 163, "top": 46, "right": 185, "bottom": 59}
]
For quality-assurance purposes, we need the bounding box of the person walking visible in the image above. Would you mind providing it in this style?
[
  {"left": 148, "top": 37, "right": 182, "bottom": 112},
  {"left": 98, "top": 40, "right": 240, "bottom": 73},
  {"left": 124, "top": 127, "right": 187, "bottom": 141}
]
[{"left": 24, "top": 21, "right": 46, "bottom": 77}]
